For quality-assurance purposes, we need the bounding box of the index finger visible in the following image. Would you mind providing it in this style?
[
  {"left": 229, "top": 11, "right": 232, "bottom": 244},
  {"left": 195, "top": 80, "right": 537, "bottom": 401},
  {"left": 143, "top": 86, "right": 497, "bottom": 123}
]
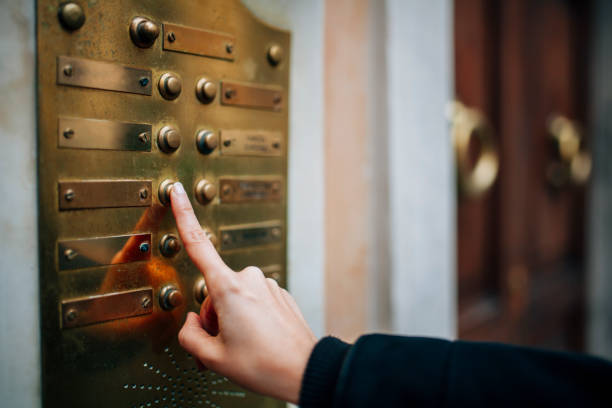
[{"left": 170, "top": 182, "right": 231, "bottom": 292}]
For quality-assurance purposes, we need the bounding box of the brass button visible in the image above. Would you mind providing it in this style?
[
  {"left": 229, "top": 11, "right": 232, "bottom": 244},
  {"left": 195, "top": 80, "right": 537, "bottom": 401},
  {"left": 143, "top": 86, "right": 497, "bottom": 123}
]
[
  {"left": 159, "top": 285, "right": 183, "bottom": 311},
  {"left": 129, "top": 17, "right": 160, "bottom": 48},
  {"left": 160, "top": 234, "right": 181, "bottom": 257},
  {"left": 159, "top": 72, "right": 182, "bottom": 100},
  {"left": 158, "top": 179, "right": 176, "bottom": 206},
  {"left": 157, "top": 126, "right": 181, "bottom": 153},
  {"left": 58, "top": 2, "right": 85, "bottom": 31},
  {"left": 196, "top": 130, "right": 218, "bottom": 153},
  {"left": 193, "top": 278, "right": 208, "bottom": 304},
  {"left": 267, "top": 44, "right": 283, "bottom": 66},
  {"left": 196, "top": 78, "right": 217, "bottom": 103},
  {"left": 195, "top": 179, "right": 217, "bottom": 204}
]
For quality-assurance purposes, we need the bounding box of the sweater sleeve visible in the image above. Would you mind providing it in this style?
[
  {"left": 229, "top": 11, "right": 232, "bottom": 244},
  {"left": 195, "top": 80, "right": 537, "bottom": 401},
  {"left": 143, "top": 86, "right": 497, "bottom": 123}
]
[{"left": 299, "top": 334, "right": 612, "bottom": 408}]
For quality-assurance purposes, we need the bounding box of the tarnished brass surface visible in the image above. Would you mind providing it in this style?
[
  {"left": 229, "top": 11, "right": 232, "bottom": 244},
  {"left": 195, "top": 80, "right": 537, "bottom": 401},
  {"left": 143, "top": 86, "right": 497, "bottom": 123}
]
[
  {"left": 58, "top": 117, "right": 152, "bottom": 151},
  {"left": 163, "top": 23, "right": 235, "bottom": 60},
  {"left": 220, "top": 129, "right": 283, "bottom": 156},
  {"left": 61, "top": 287, "right": 154, "bottom": 329},
  {"left": 219, "top": 178, "right": 282, "bottom": 203},
  {"left": 58, "top": 233, "right": 152, "bottom": 271},
  {"left": 38, "top": 1, "right": 289, "bottom": 407},
  {"left": 221, "top": 80, "right": 283, "bottom": 110},
  {"left": 219, "top": 222, "right": 283, "bottom": 251},
  {"left": 57, "top": 56, "right": 153, "bottom": 95},
  {"left": 58, "top": 180, "right": 152, "bottom": 210}
]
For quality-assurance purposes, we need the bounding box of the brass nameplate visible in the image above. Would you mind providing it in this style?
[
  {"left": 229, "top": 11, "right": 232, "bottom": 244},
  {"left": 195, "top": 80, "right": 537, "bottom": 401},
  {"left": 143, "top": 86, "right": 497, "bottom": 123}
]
[
  {"left": 56, "top": 56, "right": 152, "bottom": 95},
  {"left": 163, "top": 23, "right": 235, "bottom": 61},
  {"left": 58, "top": 180, "right": 152, "bottom": 210},
  {"left": 58, "top": 117, "right": 152, "bottom": 151},
  {"left": 220, "top": 130, "right": 283, "bottom": 157},
  {"left": 58, "top": 233, "right": 152, "bottom": 271},
  {"left": 219, "top": 178, "right": 282, "bottom": 204},
  {"left": 221, "top": 81, "right": 283, "bottom": 111},
  {"left": 219, "top": 222, "right": 283, "bottom": 251},
  {"left": 61, "top": 287, "right": 153, "bottom": 329}
]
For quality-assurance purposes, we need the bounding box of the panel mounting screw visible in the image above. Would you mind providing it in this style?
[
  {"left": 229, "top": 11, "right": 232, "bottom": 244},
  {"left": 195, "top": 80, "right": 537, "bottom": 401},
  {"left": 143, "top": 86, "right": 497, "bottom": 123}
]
[
  {"left": 167, "top": 32, "right": 176, "bottom": 42},
  {"left": 141, "top": 296, "right": 151, "bottom": 309},
  {"left": 64, "top": 189, "right": 75, "bottom": 201},
  {"left": 221, "top": 184, "right": 232, "bottom": 196},
  {"left": 272, "top": 141, "right": 281, "bottom": 149},
  {"left": 222, "top": 232, "right": 232, "bottom": 246},
  {"left": 139, "top": 77, "right": 149, "bottom": 87},
  {"left": 63, "top": 128, "right": 74, "bottom": 139},
  {"left": 64, "top": 248, "right": 78, "bottom": 261},
  {"left": 138, "top": 132, "right": 148, "bottom": 144},
  {"left": 273, "top": 94, "right": 282, "bottom": 104},
  {"left": 65, "top": 308, "right": 78, "bottom": 322},
  {"left": 58, "top": 2, "right": 85, "bottom": 31},
  {"left": 224, "top": 88, "right": 235, "bottom": 99},
  {"left": 139, "top": 188, "right": 148, "bottom": 200},
  {"left": 226, "top": 43, "right": 234, "bottom": 54},
  {"left": 139, "top": 242, "right": 150, "bottom": 253},
  {"left": 63, "top": 65, "right": 73, "bottom": 76},
  {"left": 223, "top": 139, "right": 231, "bottom": 147}
]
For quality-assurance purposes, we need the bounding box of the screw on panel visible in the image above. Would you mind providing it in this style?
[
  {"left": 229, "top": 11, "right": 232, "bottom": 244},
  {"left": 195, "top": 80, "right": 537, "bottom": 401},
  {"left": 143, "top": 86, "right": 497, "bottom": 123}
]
[
  {"left": 167, "top": 32, "right": 176, "bottom": 42},
  {"left": 223, "top": 139, "right": 232, "bottom": 147},
  {"left": 63, "top": 65, "right": 73, "bottom": 76},
  {"left": 139, "top": 242, "right": 150, "bottom": 253},
  {"left": 64, "top": 248, "right": 78, "bottom": 261},
  {"left": 64, "top": 189, "right": 75, "bottom": 201},
  {"left": 273, "top": 94, "right": 282, "bottom": 104},
  {"left": 224, "top": 88, "right": 235, "bottom": 99},
  {"left": 139, "top": 77, "right": 149, "bottom": 87},
  {"left": 225, "top": 43, "right": 234, "bottom": 54},
  {"left": 141, "top": 296, "right": 152, "bottom": 309},
  {"left": 63, "top": 128, "right": 74, "bottom": 139},
  {"left": 138, "top": 132, "right": 149, "bottom": 144},
  {"left": 65, "top": 308, "right": 78, "bottom": 322},
  {"left": 221, "top": 184, "right": 232, "bottom": 196},
  {"left": 139, "top": 188, "right": 148, "bottom": 200}
]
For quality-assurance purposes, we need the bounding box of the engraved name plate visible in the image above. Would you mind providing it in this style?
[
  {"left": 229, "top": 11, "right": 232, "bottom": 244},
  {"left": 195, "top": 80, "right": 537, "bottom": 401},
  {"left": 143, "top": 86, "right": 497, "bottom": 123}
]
[
  {"left": 220, "top": 81, "right": 283, "bottom": 111},
  {"left": 219, "top": 222, "right": 283, "bottom": 251},
  {"left": 220, "top": 130, "right": 283, "bottom": 157},
  {"left": 163, "top": 23, "right": 235, "bottom": 60},
  {"left": 219, "top": 178, "right": 282, "bottom": 203},
  {"left": 58, "top": 180, "right": 152, "bottom": 210},
  {"left": 58, "top": 117, "right": 152, "bottom": 151}
]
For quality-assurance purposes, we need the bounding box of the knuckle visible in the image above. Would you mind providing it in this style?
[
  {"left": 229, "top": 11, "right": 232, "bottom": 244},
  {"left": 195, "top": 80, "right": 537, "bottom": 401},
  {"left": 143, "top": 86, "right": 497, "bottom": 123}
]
[
  {"left": 242, "top": 266, "right": 263, "bottom": 277},
  {"left": 178, "top": 327, "right": 190, "bottom": 347},
  {"left": 266, "top": 277, "right": 279, "bottom": 288}
]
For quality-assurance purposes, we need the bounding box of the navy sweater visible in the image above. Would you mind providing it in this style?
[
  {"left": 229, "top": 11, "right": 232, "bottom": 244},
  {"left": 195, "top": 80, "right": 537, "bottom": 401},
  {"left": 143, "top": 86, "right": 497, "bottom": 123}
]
[{"left": 299, "top": 335, "right": 612, "bottom": 407}]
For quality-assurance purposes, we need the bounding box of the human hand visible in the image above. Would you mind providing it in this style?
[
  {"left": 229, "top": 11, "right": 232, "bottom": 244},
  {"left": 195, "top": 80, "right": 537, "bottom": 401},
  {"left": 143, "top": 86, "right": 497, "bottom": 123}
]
[{"left": 170, "top": 182, "right": 317, "bottom": 403}]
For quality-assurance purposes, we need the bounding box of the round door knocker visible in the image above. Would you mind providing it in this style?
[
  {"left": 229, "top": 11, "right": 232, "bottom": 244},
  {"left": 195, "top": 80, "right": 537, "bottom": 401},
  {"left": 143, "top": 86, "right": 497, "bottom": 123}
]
[{"left": 449, "top": 101, "right": 499, "bottom": 199}]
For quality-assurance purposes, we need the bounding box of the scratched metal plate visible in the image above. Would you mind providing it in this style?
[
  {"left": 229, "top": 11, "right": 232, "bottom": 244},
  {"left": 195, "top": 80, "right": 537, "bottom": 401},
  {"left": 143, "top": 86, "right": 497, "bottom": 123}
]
[{"left": 37, "top": 1, "right": 289, "bottom": 407}]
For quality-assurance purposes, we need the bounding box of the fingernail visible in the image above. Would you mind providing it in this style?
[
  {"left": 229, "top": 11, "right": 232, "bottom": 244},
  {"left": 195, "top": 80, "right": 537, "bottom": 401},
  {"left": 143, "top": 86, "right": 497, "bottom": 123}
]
[{"left": 172, "top": 182, "right": 185, "bottom": 195}]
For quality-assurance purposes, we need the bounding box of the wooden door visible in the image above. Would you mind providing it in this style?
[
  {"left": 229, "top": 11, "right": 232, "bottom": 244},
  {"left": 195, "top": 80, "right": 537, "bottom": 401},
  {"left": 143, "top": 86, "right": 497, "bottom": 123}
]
[{"left": 455, "top": 0, "right": 591, "bottom": 351}]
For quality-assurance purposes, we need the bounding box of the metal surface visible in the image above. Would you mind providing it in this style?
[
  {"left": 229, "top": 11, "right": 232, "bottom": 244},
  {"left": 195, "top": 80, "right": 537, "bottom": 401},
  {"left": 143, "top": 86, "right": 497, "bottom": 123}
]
[
  {"left": 58, "top": 117, "right": 152, "bottom": 151},
  {"left": 219, "top": 222, "right": 283, "bottom": 251},
  {"left": 219, "top": 178, "right": 282, "bottom": 203},
  {"left": 220, "top": 129, "right": 283, "bottom": 156},
  {"left": 163, "top": 23, "right": 235, "bottom": 61},
  {"left": 38, "top": 1, "right": 289, "bottom": 406},
  {"left": 57, "top": 56, "right": 153, "bottom": 95},
  {"left": 221, "top": 80, "right": 283, "bottom": 111},
  {"left": 58, "top": 180, "right": 152, "bottom": 210},
  {"left": 58, "top": 233, "right": 152, "bottom": 271},
  {"left": 61, "top": 287, "right": 153, "bottom": 329}
]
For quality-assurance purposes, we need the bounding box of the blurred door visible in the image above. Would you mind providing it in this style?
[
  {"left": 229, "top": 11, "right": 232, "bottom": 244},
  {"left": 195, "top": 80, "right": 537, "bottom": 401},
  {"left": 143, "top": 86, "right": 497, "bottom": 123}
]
[{"left": 455, "top": 0, "right": 591, "bottom": 351}]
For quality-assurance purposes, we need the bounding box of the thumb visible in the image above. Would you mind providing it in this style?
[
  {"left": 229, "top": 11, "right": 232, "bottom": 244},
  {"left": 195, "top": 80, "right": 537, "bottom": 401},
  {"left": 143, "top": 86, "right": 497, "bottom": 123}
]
[{"left": 178, "top": 312, "right": 224, "bottom": 368}]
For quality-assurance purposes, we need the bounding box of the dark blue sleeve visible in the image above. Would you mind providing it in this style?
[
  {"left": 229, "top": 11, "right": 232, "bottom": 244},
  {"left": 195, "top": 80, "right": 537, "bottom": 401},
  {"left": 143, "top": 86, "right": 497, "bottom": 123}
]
[{"left": 299, "top": 334, "right": 612, "bottom": 408}]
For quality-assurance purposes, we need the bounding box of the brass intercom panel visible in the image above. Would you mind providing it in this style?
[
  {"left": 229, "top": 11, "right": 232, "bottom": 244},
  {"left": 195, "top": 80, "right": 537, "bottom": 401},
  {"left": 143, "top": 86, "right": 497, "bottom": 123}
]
[{"left": 37, "top": 1, "right": 289, "bottom": 407}]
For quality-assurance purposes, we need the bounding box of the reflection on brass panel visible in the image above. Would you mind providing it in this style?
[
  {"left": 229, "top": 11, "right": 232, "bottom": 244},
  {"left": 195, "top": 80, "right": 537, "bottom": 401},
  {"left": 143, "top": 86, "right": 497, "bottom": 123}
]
[
  {"left": 219, "top": 222, "right": 283, "bottom": 251},
  {"left": 58, "top": 233, "right": 152, "bottom": 271},
  {"left": 219, "top": 178, "right": 282, "bottom": 203},
  {"left": 220, "top": 129, "right": 283, "bottom": 156},
  {"left": 220, "top": 81, "right": 283, "bottom": 111},
  {"left": 58, "top": 180, "right": 152, "bottom": 210},
  {"left": 61, "top": 287, "right": 153, "bottom": 329},
  {"left": 56, "top": 56, "right": 152, "bottom": 95},
  {"left": 163, "top": 23, "right": 235, "bottom": 60},
  {"left": 58, "top": 117, "right": 152, "bottom": 151}
]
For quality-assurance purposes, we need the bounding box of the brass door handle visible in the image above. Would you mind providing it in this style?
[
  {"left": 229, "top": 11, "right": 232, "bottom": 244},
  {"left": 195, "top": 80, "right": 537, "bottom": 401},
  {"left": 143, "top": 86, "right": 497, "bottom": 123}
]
[
  {"left": 450, "top": 101, "right": 499, "bottom": 198},
  {"left": 547, "top": 114, "right": 591, "bottom": 188}
]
